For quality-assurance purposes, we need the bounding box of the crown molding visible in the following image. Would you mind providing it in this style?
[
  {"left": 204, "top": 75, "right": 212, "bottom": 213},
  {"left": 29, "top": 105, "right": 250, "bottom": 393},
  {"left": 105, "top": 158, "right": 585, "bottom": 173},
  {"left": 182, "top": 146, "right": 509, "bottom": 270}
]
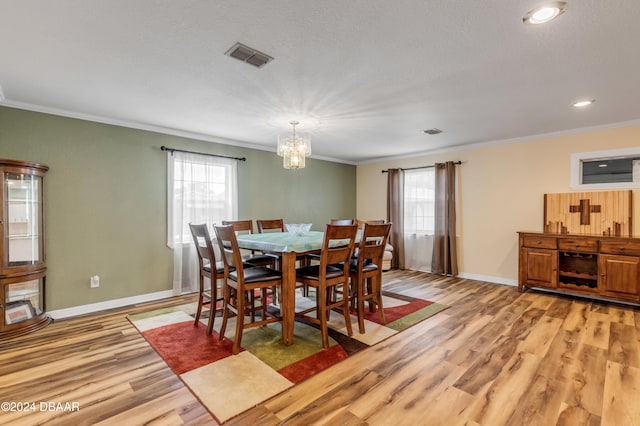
[
  {"left": 0, "top": 100, "right": 355, "bottom": 165},
  {"left": 357, "top": 118, "right": 640, "bottom": 165}
]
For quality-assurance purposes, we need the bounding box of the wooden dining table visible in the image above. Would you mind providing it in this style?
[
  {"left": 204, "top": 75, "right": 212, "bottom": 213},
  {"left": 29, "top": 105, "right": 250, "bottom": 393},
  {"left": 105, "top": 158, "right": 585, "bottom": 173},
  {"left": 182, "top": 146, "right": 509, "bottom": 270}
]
[{"left": 235, "top": 230, "right": 325, "bottom": 346}]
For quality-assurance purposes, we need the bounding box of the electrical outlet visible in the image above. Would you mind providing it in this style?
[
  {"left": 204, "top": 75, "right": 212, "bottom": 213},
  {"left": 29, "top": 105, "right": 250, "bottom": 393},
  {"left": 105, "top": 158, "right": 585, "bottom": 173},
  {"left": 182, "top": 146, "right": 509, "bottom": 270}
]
[{"left": 90, "top": 275, "right": 100, "bottom": 288}]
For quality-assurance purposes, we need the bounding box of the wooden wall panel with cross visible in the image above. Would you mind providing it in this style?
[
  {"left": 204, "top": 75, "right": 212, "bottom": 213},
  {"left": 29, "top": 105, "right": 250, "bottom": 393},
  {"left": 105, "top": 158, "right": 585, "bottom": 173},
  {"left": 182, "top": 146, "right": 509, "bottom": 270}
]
[{"left": 544, "top": 190, "right": 632, "bottom": 237}]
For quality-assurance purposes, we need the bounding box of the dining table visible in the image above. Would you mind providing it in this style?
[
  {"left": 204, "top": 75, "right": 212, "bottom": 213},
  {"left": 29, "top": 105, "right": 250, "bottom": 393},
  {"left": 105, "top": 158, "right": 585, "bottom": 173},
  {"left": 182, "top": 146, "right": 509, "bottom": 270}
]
[{"left": 235, "top": 230, "right": 326, "bottom": 346}]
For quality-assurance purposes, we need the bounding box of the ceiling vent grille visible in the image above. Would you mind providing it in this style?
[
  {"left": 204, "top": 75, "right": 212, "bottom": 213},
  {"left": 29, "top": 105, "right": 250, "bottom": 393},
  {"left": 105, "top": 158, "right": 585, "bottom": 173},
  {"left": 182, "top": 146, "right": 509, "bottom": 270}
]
[
  {"left": 423, "top": 128, "right": 443, "bottom": 135},
  {"left": 225, "top": 42, "right": 273, "bottom": 68}
]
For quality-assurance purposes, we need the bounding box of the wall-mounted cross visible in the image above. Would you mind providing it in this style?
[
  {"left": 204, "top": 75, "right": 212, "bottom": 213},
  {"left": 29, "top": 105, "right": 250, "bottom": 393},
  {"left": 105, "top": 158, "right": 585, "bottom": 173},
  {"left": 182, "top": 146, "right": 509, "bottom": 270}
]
[{"left": 569, "top": 199, "right": 601, "bottom": 225}]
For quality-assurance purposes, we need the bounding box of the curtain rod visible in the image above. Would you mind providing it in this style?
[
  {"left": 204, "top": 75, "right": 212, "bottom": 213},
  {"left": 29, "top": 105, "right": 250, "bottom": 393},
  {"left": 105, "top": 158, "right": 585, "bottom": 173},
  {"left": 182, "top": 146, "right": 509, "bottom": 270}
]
[
  {"left": 161, "top": 146, "right": 246, "bottom": 162},
  {"left": 381, "top": 161, "right": 461, "bottom": 173}
]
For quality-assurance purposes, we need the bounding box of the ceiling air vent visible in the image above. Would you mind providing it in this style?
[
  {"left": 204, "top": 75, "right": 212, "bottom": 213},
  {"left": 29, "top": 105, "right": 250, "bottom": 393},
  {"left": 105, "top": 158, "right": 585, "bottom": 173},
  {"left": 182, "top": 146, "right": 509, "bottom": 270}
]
[
  {"left": 225, "top": 42, "right": 273, "bottom": 68},
  {"left": 423, "top": 128, "right": 443, "bottom": 135}
]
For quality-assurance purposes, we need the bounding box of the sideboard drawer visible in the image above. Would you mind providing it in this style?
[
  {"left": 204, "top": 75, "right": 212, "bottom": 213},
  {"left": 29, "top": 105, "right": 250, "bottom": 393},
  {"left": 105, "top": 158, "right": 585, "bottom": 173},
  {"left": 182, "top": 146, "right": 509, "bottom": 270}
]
[
  {"left": 600, "top": 240, "right": 640, "bottom": 256},
  {"left": 558, "top": 238, "right": 598, "bottom": 253},
  {"left": 522, "top": 235, "right": 557, "bottom": 249}
]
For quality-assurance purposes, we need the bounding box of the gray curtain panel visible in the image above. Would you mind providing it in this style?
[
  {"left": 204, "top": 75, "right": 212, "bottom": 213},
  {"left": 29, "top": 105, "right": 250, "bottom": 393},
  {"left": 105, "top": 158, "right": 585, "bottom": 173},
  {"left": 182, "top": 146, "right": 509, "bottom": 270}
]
[
  {"left": 386, "top": 168, "right": 405, "bottom": 269},
  {"left": 432, "top": 161, "right": 458, "bottom": 276}
]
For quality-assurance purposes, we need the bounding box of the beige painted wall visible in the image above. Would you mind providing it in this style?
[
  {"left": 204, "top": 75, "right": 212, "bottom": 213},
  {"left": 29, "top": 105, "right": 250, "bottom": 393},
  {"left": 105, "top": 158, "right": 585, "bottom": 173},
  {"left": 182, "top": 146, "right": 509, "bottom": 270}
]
[{"left": 357, "top": 125, "right": 640, "bottom": 284}]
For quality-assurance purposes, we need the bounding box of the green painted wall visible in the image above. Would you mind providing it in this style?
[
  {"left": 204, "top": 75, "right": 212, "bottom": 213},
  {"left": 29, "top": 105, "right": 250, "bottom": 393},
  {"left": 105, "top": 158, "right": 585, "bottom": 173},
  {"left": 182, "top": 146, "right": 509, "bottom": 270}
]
[{"left": 0, "top": 106, "right": 356, "bottom": 310}]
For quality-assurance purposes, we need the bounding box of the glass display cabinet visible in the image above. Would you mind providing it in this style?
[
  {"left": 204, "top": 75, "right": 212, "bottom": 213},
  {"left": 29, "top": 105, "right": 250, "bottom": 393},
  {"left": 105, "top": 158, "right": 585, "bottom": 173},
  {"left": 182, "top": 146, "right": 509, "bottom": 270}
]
[{"left": 0, "top": 159, "right": 50, "bottom": 338}]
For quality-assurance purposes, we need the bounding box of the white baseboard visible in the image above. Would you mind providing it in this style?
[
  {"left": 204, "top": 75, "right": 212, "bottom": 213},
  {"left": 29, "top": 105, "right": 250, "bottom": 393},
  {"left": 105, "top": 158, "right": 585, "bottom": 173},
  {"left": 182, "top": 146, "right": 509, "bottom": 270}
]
[
  {"left": 47, "top": 272, "right": 517, "bottom": 320},
  {"left": 47, "top": 290, "right": 175, "bottom": 320},
  {"left": 456, "top": 272, "right": 518, "bottom": 287}
]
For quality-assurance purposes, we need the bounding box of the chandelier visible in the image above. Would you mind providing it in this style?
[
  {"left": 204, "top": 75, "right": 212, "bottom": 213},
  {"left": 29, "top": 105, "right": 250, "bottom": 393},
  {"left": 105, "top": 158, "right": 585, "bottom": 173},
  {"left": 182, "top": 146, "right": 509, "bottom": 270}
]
[{"left": 277, "top": 121, "right": 311, "bottom": 169}]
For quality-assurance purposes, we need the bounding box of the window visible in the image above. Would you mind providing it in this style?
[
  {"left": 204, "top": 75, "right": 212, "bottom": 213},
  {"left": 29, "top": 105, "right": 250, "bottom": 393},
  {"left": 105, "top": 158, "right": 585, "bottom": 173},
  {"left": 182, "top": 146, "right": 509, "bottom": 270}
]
[
  {"left": 571, "top": 148, "right": 640, "bottom": 190},
  {"left": 403, "top": 168, "right": 435, "bottom": 272},
  {"left": 167, "top": 151, "right": 237, "bottom": 294},
  {"left": 404, "top": 168, "right": 435, "bottom": 235},
  {"left": 169, "top": 155, "right": 237, "bottom": 243}
]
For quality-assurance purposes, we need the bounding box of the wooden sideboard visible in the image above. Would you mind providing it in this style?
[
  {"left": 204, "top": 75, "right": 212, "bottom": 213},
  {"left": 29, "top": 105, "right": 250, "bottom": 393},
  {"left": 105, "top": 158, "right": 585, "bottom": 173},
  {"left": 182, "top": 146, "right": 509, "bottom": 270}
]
[{"left": 518, "top": 231, "right": 640, "bottom": 303}]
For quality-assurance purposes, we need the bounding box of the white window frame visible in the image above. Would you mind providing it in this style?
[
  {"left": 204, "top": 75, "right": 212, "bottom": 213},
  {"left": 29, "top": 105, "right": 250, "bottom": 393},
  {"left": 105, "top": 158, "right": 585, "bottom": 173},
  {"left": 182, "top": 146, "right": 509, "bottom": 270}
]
[
  {"left": 570, "top": 147, "right": 640, "bottom": 190},
  {"left": 403, "top": 168, "right": 435, "bottom": 236}
]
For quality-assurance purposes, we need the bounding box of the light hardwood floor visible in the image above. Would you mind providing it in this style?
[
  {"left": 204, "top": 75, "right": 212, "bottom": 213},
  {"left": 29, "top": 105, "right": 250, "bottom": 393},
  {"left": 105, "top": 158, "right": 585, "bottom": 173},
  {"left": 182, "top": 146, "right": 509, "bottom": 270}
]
[{"left": 1, "top": 270, "right": 639, "bottom": 425}]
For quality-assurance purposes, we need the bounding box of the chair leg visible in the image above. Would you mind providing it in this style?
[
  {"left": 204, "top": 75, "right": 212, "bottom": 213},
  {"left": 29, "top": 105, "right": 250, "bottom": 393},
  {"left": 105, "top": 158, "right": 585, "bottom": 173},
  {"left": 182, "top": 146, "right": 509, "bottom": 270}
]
[
  {"left": 318, "top": 285, "right": 329, "bottom": 349},
  {"left": 367, "top": 278, "right": 376, "bottom": 313},
  {"left": 232, "top": 290, "right": 246, "bottom": 355},
  {"left": 357, "top": 277, "right": 366, "bottom": 334},
  {"left": 206, "top": 277, "right": 217, "bottom": 335},
  {"left": 374, "top": 275, "right": 386, "bottom": 325},
  {"left": 218, "top": 283, "right": 230, "bottom": 342},
  {"left": 261, "top": 288, "right": 268, "bottom": 320},
  {"left": 194, "top": 275, "right": 204, "bottom": 326},
  {"left": 248, "top": 290, "right": 256, "bottom": 323},
  {"left": 341, "top": 282, "right": 353, "bottom": 337},
  {"left": 349, "top": 277, "right": 357, "bottom": 312}
]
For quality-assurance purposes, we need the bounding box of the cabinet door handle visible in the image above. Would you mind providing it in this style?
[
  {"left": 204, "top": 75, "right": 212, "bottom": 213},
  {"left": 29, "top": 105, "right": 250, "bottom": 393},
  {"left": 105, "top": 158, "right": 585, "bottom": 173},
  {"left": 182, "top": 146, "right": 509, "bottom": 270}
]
[
  {"left": 536, "top": 241, "right": 542, "bottom": 244},
  {"left": 620, "top": 247, "right": 625, "bottom": 251},
  {"left": 575, "top": 244, "right": 580, "bottom": 248}
]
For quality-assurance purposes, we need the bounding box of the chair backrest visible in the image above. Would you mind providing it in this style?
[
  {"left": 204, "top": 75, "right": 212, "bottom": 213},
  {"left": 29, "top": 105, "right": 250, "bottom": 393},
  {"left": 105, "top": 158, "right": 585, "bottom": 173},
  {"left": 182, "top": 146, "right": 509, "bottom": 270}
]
[
  {"left": 321, "top": 224, "right": 358, "bottom": 273},
  {"left": 189, "top": 223, "right": 217, "bottom": 270},
  {"left": 330, "top": 219, "right": 355, "bottom": 225},
  {"left": 221, "top": 219, "right": 254, "bottom": 235},
  {"left": 356, "top": 219, "right": 385, "bottom": 229},
  {"left": 213, "top": 225, "right": 245, "bottom": 281},
  {"left": 256, "top": 219, "right": 285, "bottom": 233},
  {"left": 356, "top": 223, "right": 392, "bottom": 268}
]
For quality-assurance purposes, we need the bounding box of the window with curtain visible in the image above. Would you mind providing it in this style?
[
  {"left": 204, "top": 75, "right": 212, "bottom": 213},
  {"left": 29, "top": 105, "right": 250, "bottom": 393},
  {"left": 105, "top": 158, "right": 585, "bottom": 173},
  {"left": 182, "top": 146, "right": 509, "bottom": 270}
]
[
  {"left": 403, "top": 168, "right": 435, "bottom": 271},
  {"left": 167, "top": 151, "right": 237, "bottom": 294}
]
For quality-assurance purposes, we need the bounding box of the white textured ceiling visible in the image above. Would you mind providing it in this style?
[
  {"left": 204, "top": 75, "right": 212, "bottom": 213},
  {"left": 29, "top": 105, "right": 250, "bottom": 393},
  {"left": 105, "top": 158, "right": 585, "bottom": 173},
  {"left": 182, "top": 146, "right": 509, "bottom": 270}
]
[{"left": 1, "top": 1, "right": 640, "bottom": 163}]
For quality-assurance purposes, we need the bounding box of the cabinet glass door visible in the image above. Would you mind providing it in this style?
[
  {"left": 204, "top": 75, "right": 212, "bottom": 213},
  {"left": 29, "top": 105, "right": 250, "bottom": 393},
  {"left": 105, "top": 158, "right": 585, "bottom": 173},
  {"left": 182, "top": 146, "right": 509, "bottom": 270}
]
[
  {"left": 4, "top": 278, "right": 43, "bottom": 325},
  {"left": 4, "top": 172, "right": 43, "bottom": 266}
]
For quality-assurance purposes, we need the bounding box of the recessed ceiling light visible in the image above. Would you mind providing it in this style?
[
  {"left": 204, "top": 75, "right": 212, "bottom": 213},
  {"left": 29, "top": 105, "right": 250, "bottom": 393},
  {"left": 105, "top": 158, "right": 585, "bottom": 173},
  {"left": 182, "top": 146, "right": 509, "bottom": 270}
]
[
  {"left": 573, "top": 99, "right": 595, "bottom": 108},
  {"left": 523, "top": 2, "right": 567, "bottom": 25}
]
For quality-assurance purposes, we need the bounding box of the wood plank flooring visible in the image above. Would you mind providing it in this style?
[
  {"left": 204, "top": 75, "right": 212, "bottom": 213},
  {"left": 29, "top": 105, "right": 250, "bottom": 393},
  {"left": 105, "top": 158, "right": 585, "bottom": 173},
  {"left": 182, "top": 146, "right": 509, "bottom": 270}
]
[{"left": 2, "top": 270, "right": 640, "bottom": 425}]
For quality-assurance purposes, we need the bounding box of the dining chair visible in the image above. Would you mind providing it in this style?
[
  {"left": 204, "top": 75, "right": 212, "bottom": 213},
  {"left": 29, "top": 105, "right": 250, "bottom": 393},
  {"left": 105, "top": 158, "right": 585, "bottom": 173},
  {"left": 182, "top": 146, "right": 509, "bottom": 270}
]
[
  {"left": 330, "top": 218, "right": 355, "bottom": 225},
  {"left": 295, "top": 223, "right": 357, "bottom": 349},
  {"left": 354, "top": 219, "right": 385, "bottom": 256},
  {"left": 356, "top": 219, "right": 385, "bottom": 229},
  {"left": 349, "top": 222, "right": 391, "bottom": 334},
  {"left": 256, "top": 219, "right": 285, "bottom": 233},
  {"left": 214, "top": 225, "right": 283, "bottom": 355},
  {"left": 222, "top": 220, "right": 279, "bottom": 267},
  {"left": 256, "top": 218, "right": 291, "bottom": 281},
  {"left": 188, "top": 223, "right": 226, "bottom": 335},
  {"left": 257, "top": 218, "right": 312, "bottom": 273},
  {"left": 307, "top": 219, "right": 354, "bottom": 264}
]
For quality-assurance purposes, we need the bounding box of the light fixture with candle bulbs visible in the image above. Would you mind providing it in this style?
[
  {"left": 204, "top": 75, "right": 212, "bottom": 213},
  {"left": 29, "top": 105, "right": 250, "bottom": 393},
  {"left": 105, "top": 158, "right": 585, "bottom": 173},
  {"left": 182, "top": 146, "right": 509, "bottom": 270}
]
[{"left": 277, "top": 121, "right": 312, "bottom": 170}]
